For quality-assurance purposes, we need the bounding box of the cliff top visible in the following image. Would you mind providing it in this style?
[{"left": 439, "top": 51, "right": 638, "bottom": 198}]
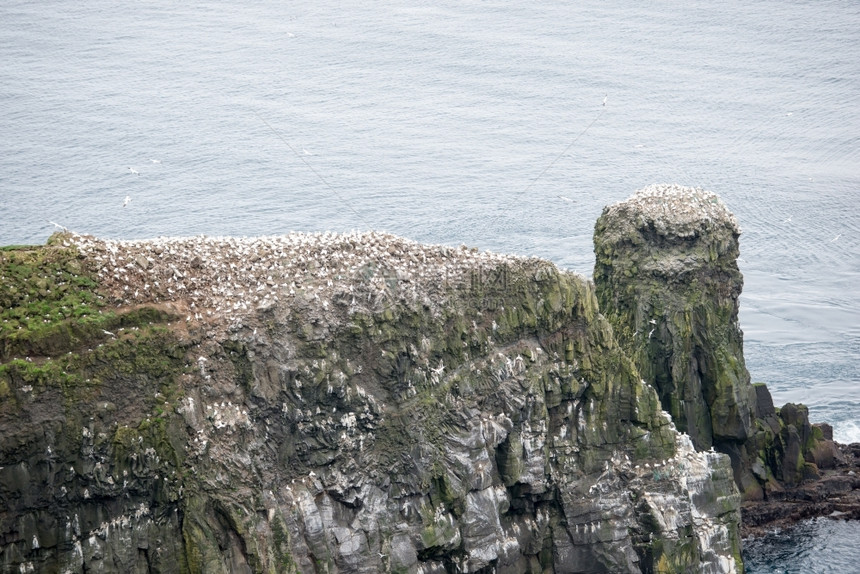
[
  {"left": 60, "top": 231, "right": 548, "bottom": 329},
  {"left": 600, "top": 184, "right": 740, "bottom": 239}
]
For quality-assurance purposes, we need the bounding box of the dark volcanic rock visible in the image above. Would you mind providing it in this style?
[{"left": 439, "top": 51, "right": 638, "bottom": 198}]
[
  {"left": 0, "top": 232, "right": 743, "bottom": 573},
  {"left": 741, "top": 442, "right": 860, "bottom": 538}
]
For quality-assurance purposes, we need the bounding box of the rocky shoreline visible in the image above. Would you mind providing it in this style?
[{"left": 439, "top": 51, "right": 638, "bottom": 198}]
[
  {"left": 594, "top": 185, "right": 860, "bottom": 556},
  {"left": 741, "top": 439, "right": 860, "bottom": 539}
]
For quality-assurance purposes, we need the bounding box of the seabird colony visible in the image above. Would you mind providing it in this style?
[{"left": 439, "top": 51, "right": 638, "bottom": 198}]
[
  {"left": 67, "top": 231, "right": 528, "bottom": 327},
  {"left": 602, "top": 183, "right": 740, "bottom": 236}
]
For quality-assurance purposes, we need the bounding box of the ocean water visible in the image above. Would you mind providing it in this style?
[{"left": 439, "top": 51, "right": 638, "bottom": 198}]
[
  {"left": 743, "top": 518, "right": 860, "bottom": 574},
  {"left": 1, "top": 1, "right": 858, "bottom": 570}
]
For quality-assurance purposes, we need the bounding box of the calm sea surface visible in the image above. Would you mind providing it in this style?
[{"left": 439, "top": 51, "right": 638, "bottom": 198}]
[{"left": 2, "top": 1, "right": 858, "bottom": 570}]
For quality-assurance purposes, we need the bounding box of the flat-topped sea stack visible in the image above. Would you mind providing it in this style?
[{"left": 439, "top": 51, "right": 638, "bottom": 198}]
[
  {"left": 593, "top": 184, "right": 846, "bottom": 504},
  {"left": 593, "top": 184, "right": 755, "bottom": 454},
  {"left": 1, "top": 231, "right": 743, "bottom": 573}
]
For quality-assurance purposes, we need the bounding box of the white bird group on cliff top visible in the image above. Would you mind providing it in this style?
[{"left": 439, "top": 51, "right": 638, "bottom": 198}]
[
  {"left": 605, "top": 184, "right": 739, "bottom": 233},
  {"left": 66, "top": 230, "right": 544, "bottom": 331}
]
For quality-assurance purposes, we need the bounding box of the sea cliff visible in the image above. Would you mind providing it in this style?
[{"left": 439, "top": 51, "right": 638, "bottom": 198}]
[{"left": 1, "top": 214, "right": 743, "bottom": 572}]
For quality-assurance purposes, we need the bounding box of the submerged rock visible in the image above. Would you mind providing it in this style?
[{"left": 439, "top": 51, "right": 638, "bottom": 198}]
[{"left": 0, "top": 231, "right": 743, "bottom": 573}]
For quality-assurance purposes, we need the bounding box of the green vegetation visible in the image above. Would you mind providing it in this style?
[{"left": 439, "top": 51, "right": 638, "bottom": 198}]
[
  {"left": 1, "top": 234, "right": 184, "bottom": 397},
  {"left": 271, "top": 516, "right": 297, "bottom": 573},
  {"left": 1, "top": 312, "right": 186, "bottom": 409},
  {"left": 1, "top": 235, "right": 109, "bottom": 357}
]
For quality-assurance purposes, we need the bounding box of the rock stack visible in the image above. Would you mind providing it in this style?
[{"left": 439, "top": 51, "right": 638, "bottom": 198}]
[
  {"left": 593, "top": 184, "right": 755, "bottom": 451},
  {"left": 593, "top": 184, "right": 840, "bottom": 502}
]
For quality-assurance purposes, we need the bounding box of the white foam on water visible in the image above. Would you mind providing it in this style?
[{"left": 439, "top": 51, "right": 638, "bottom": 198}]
[{"left": 833, "top": 421, "right": 860, "bottom": 445}]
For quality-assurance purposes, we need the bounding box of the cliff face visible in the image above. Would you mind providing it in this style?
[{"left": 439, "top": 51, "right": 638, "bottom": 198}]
[{"left": 0, "top": 231, "right": 743, "bottom": 573}]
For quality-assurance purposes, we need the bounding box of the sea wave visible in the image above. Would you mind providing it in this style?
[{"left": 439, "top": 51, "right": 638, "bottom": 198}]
[{"left": 834, "top": 421, "right": 860, "bottom": 445}]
